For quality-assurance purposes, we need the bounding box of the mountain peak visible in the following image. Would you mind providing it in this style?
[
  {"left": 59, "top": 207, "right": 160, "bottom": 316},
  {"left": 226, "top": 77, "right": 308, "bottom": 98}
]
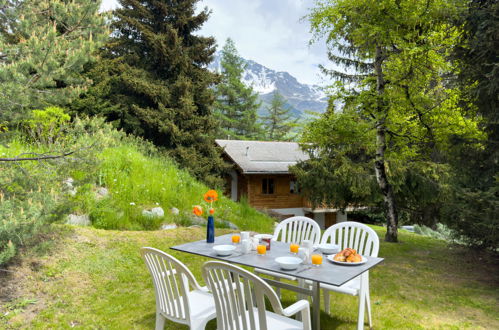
[{"left": 209, "top": 52, "right": 328, "bottom": 117}]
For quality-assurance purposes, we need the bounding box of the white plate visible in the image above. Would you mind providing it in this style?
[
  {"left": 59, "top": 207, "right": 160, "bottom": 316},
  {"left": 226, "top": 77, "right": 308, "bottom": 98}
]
[
  {"left": 327, "top": 254, "right": 368, "bottom": 266},
  {"left": 213, "top": 244, "right": 237, "bottom": 256},
  {"left": 316, "top": 243, "right": 340, "bottom": 254},
  {"left": 275, "top": 256, "right": 302, "bottom": 270}
]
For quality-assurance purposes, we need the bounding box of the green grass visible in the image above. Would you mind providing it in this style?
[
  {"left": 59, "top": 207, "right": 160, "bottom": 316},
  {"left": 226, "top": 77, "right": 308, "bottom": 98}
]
[
  {"left": 0, "top": 132, "right": 274, "bottom": 234},
  {"left": 1, "top": 225, "right": 497, "bottom": 329},
  {"left": 89, "top": 144, "right": 273, "bottom": 232}
]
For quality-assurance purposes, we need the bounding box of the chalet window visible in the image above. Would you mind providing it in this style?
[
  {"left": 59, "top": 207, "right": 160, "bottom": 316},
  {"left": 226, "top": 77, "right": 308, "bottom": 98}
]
[
  {"left": 262, "top": 178, "right": 275, "bottom": 194},
  {"left": 290, "top": 180, "right": 300, "bottom": 194}
]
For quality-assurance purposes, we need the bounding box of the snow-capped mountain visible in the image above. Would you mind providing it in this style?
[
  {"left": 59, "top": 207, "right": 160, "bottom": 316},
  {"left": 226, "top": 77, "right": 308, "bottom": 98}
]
[{"left": 209, "top": 53, "right": 328, "bottom": 117}]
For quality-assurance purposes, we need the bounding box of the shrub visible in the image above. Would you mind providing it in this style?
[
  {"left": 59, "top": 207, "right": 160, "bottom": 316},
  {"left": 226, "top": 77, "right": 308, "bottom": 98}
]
[
  {"left": 22, "top": 107, "right": 70, "bottom": 145},
  {"left": 413, "top": 223, "right": 463, "bottom": 244},
  {"left": 0, "top": 188, "right": 63, "bottom": 265},
  {"left": 0, "top": 115, "right": 124, "bottom": 265}
]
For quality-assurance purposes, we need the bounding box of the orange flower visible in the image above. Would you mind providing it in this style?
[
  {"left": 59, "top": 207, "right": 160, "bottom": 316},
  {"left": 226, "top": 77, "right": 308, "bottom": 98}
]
[
  {"left": 204, "top": 190, "right": 218, "bottom": 203},
  {"left": 209, "top": 208, "right": 215, "bottom": 215},
  {"left": 193, "top": 205, "right": 203, "bottom": 216}
]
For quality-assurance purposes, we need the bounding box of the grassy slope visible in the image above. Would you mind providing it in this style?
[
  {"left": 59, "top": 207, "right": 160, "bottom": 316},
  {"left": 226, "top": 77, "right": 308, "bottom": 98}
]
[
  {"left": 0, "top": 136, "right": 274, "bottom": 233},
  {"left": 1, "top": 225, "right": 497, "bottom": 329},
  {"left": 90, "top": 144, "right": 274, "bottom": 232}
]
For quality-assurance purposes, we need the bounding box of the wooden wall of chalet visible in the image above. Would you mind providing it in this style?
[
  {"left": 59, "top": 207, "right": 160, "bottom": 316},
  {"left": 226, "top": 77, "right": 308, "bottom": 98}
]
[{"left": 243, "top": 174, "right": 305, "bottom": 209}]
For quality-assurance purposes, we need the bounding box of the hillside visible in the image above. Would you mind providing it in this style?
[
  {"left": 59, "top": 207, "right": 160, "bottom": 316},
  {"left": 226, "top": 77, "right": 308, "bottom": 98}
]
[
  {"left": 1, "top": 225, "right": 497, "bottom": 329},
  {"left": 0, "top": 117, "right": 274, "bottom": 266},
  {"left": 209, "top": 52, "right": 328, "bottom": 118}
]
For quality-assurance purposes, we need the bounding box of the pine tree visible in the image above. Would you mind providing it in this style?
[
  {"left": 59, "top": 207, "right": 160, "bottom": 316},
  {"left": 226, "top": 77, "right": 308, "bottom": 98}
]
[
  {"left": 214, "top": 38, "right": 262, "bottom": 140},
  {"left": 445, "top": 0, "right": 499, "bottom": 250},
  {"left": 0, "top": 0, "right": 108, "bottom": 124},
  {"left": 74, "top": 0, "right": 225, "bottom": 186},
  {"left": 261, "top": 91, "right": 296, "bottom": 141}
]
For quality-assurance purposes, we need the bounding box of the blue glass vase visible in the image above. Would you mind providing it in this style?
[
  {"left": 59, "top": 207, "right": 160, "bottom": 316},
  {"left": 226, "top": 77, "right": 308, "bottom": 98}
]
[{"left": 207, "top": 215, "right": 215, "bottom": 243}]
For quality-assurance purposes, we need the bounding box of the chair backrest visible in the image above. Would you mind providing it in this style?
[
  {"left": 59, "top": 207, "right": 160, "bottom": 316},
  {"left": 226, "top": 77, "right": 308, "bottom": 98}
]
[
  {"left": 202, "top": 261, "right": 285, "bottom": 330},
  {"left": 321, "top": 221, "right": 379, "bottom": 257},
  {"left": 273, "top": 216, "right": 321, "bottom": 245},
  {"left": 141, "top": 247, "right": 202, "bottom": 323}
]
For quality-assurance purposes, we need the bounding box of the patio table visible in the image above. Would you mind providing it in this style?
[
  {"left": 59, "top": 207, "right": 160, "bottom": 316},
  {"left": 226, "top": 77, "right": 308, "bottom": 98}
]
[{"left": 171, "top": 234, "right": 384, "bottom": 330}]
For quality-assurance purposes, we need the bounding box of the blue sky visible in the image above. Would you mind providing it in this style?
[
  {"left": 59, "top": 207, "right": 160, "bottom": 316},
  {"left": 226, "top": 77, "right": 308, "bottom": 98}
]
[{"left": 100, "top": 0, "right": 329, "bottom": 85}]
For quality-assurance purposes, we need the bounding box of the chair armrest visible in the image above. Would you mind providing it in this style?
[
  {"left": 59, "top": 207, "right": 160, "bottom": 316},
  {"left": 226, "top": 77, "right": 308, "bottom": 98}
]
[
  {"left": 282, "top": 299, "right": 310, "bottom": 317},
  {"left": 283, "top": 300, "right": 311, "bottom": 330}
]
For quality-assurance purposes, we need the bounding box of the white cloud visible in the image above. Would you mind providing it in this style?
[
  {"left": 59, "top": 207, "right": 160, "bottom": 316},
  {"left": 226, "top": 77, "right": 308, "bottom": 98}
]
[
  {"left": 199, "top": 0, "right": 329, "bottom": 85},
  {"left": 100, "top": 0, "right": 330, "bottom": 85}
]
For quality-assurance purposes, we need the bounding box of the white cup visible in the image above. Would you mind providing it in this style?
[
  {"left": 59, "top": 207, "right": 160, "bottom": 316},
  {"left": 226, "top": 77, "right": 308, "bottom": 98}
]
[
  {"left": 241, "top": 239, "right": 251, "bottom": 254},
  {"left": 302, "top": 239, "right": 313, "bottom": 253},
  {"left": 250, "top": 237, "right": 259, "bottom": 250},
  {"left": 298, "top": 247, "right": 310, "bottom": 264},
  {"left": 241, "top": 231, "right": 250, "bottom": 240}
]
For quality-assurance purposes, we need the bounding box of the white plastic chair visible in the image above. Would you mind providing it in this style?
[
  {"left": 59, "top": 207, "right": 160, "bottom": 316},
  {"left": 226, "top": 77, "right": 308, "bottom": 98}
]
[
  {"left": 255, "top": 216, "right": 321, "bottom": 296},
  {"left": 141, "top": 247, "right": 217, "bottom": 330},
  {"left": 202, "top": 260, "right": 311, "bottom": 330},
  {"left": 319, "top": 221, "right": 380, "bottom": 330}
]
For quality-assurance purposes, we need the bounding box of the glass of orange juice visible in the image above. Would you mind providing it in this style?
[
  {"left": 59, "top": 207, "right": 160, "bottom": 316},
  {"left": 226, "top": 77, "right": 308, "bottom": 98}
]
[
  {"left": 257, "top": 244, "right": 267, "bottom": 255},
  {"left": 232, "top": 235, "right": 241, "bottom": 244},
  {"left": 311, "top": 254, "right": 323, "bottom": 267},
  {"left": 290, "top": 243, "right": 299, "bottom": 254}
]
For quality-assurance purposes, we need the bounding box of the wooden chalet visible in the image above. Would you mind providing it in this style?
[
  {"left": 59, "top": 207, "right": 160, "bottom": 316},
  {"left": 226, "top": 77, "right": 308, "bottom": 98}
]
[{"left": 216, "top": 139, "right": 347, "bottom": 229}]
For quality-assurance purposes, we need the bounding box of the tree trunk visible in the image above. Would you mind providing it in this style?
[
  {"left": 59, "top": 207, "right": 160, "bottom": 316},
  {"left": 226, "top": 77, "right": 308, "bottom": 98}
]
[{"left": 374, "top": 45, "right": 398, "bottom": 242}]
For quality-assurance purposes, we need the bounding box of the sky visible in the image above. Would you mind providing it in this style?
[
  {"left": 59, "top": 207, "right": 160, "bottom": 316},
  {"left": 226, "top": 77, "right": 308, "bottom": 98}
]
[{"left": 100, "top": 0, "right": 330, "bottom": 86}]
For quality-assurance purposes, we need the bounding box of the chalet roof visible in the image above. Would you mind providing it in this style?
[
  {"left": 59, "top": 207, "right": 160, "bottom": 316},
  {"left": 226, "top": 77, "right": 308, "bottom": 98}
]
[{"left": 215, "top": 139, "right": 309, "bottom": 174}]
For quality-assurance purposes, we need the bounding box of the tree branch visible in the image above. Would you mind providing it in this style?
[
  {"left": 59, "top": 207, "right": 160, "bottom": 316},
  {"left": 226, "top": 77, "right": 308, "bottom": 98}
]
[
  {"left": 0, "top": 150, "right": 75, "bottom": 162},
  {"left": 0, "top": 143, "right": 95, "bottom": 162}
]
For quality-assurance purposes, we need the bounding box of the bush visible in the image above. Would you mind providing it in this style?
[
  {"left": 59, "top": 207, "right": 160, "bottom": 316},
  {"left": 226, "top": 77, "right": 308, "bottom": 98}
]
[
  {"left": 22, "top": 107, "right": 70, "bottom": 145},
  {"left": 413, "top": 223, "right": 456, "bottom": 242},
  {"left": 0, "top": 187, "right": 64, "bottom": 265},
  {"left": 0, "top": 115, "right": 124, "bottom": 265}
]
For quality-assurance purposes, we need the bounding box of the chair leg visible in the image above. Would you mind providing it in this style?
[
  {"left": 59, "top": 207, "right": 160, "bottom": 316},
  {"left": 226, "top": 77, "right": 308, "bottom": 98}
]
[
  {"left": 155, "top": 313, "right": 166, "bottom": 330},
  {"left": 324, "top": 290, "right": 331, "bottom": 315},
  {"left": 366, "top": 288, "right": 372, "bottom": 329},
  {"left": 273, "top": 276, "right": 281, "bottom": 298}
]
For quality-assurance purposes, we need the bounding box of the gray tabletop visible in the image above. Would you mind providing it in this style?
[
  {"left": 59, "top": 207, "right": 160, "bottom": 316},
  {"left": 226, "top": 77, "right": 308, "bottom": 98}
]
[{"left": 171, "top": 234, "right": 383, "bottom": 287}]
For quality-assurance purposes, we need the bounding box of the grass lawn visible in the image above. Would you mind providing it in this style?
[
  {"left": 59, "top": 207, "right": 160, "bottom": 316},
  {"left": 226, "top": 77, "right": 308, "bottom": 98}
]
[{"left": 1, "top": 225, "right": 498, "bottom": 329}]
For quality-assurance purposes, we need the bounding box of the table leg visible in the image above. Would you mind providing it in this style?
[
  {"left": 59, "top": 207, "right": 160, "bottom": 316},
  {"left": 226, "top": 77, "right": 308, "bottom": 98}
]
[
  {"left": 357, "top": 273, "right": 367, "bottom": 330},
  {"left": 312, "top": 280, "right": 320, "bottom": 330}
]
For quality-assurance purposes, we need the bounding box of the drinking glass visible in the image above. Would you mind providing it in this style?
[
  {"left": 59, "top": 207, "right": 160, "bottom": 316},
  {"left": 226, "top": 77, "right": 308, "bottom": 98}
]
[
  {"left": 232, "top": 235, "right": 241, "bottom": 244},
  {"left": 311, "top": 254, "right": 323, "bottom": 267},
  {"left": 257, "top": 244, "right": 267, "bottom": 255}
]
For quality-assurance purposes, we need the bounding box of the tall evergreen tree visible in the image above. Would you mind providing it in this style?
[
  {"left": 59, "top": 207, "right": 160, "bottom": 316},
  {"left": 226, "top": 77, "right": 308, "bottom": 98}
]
[
  {"left": 214, "top": 38, "right": 261, "bottom": 140},
  {"left": 74, "top": 0, "right": 225, "bottom": 186},
  {"left": 445, "top": 0, "right": 499, "bottom": 250},
  {"left": 0, "top": 0, "right": 107, "bottom": 124},
  {"left": 261, "top": 91, "right": 296, "bottom": 141}
]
